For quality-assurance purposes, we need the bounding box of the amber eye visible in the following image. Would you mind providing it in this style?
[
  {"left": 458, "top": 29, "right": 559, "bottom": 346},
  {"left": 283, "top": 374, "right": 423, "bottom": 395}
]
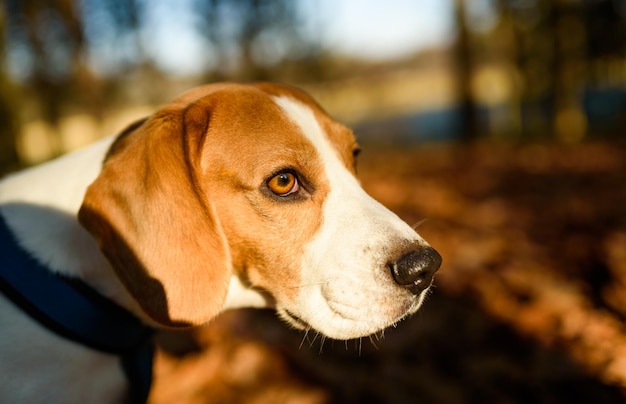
[{"left": 267, "top": 172, "right": 299, "bottom": 196}]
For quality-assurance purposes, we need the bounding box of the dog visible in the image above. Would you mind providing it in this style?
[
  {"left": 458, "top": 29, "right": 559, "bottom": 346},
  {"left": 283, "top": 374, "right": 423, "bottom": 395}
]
[{"left": 0, "top": 82, "right": 441, "bottom": 403}]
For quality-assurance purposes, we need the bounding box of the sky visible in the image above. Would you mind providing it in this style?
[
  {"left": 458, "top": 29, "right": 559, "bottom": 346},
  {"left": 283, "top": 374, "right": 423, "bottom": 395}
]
[
  {"left": 308, "top": 0, "right": 455, "bottom": 60},
  {"left": 145, "top": 0, "right": 455, "bottom": 75},
  {"left": 5, "top": 0, "right": 456, "bottom": 78}
]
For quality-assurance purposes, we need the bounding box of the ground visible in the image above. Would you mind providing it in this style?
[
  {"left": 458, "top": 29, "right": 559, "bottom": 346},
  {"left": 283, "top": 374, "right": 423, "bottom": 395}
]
[{"left": 149, "top": 141, "right": 626, "bottom": 404}]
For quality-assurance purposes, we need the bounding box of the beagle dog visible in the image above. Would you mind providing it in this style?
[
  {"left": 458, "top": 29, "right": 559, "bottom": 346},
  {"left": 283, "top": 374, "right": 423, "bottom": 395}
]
[{"left": 0, "top": 82, "right": 441, "bottom": 402}]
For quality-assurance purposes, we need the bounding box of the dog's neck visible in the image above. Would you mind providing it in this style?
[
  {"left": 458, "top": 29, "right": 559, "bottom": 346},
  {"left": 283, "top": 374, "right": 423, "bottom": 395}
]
[
  {"left": 0, "top": 136, "right": 268, "bottom": 324},
  {"left": 0, "top": 137, "right": 143, "bottom": 313}
]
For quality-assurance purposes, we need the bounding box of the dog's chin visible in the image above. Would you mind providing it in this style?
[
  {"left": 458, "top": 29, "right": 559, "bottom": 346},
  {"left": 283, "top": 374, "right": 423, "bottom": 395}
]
[
  {"left": 278, "top": 308, "right": 311, "bottom": 331},
  {"left": 276, "top": 306, "right": 412, "bottom": 341},
  {"left": 274, "top": 287, "right": 433, "bottom": 340}
]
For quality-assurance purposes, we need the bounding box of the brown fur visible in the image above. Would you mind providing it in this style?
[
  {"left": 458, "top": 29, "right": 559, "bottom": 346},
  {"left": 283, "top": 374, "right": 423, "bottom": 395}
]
[{"left": 79, "top": 83, "right": 358, "bottom": 327}]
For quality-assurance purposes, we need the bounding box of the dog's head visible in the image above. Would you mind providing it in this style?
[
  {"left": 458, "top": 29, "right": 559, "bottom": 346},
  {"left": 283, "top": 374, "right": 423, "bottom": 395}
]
[{"left": 79, "top": 83, "right": 441, "bottom": 339}]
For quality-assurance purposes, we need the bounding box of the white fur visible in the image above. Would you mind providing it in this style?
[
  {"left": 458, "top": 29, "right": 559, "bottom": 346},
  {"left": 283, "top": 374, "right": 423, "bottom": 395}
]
[
  {"left": 0, "top": 137, "right": 137, "bottom": 307},
  {"left": 222, "top": 276, "right": 269, "bottom": 310},
  {"left": 0, "top": 292, "right": 126, "bottom": 402},
  {"left": 272, "top": 96, "right": 430, "bottom": 340},
  {"left": 0, "top": 138, "right": 133, "bottom": 402},
  {"left": 0, "top": 92, "right": 436, "bottom": 401},
  {"left": 0, "top": 136, "right": 268, "bottom": 402}
]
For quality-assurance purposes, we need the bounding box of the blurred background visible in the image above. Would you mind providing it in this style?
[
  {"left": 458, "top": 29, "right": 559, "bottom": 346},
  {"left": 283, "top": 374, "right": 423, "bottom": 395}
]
[{"left": 2, "top": 0, "right": 626, "bottom": 402}]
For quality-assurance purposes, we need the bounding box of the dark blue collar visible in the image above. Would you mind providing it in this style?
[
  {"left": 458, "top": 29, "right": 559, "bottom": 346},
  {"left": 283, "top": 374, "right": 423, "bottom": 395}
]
[{"left": 0, "top": 212, "right": 154, "bottom": 403}]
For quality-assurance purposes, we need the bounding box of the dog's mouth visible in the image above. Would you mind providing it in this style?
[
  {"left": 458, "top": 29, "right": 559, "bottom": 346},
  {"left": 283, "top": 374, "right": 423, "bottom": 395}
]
[
  {"left": 276, "top": 289, "right": 428, "bottom": 339},
  {"left": 280, "top": 309, "right": 311, "bottom": 330}
]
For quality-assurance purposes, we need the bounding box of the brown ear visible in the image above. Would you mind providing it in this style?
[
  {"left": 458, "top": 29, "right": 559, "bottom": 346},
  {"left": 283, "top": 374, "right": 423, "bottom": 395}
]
[{"left": 79, "top": 101, "right": 231, "bottom": 328}]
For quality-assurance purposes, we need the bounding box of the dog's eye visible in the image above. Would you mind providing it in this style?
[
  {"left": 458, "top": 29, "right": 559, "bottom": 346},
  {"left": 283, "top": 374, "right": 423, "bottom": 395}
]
[{"left": 267, "top": 172, "right": 299, "bottom": 196}]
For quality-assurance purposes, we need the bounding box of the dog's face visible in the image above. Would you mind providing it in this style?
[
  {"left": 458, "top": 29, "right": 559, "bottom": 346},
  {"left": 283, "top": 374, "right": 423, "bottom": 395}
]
[{"left": 80, "top": 83, "right": 441, "bottom": 340}]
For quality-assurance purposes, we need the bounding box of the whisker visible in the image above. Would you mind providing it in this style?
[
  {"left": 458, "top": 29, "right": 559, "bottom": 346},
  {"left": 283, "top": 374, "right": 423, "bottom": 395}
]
[
  {"left": 309, "top": 331, "right": 321, "bottom": 348},
  {"left": 411, "top": 218, "right": 429, "bottom": 230},
  {"left": 318, "top": 336, "right": 326, "bottom": 354},
  {"left": 283, "top": 281, "right": 329, "bottom": 290},
  {"left": 299, "top": 327, "right": 311, "bottom": 350},
  {"left": 368, "top": 335, "right": 379, "bottom": 350}
]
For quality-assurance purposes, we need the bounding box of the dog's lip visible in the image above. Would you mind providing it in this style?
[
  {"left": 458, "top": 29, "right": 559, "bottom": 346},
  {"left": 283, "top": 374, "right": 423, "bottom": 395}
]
[
  {"left": 283, "top": 309, "right": 310, "bottom": 329},
  {"left": 282, "top": 302, "right": 369, "bottom": 331}
]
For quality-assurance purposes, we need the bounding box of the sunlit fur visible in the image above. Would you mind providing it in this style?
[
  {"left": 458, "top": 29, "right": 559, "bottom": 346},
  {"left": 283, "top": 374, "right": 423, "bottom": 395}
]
[{"left": 0, "top": 83, "right": 437, "bottom": 402}]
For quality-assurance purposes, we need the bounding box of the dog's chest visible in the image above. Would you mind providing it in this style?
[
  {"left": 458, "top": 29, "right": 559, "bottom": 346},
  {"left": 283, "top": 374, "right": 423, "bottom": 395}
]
[{"left": 0, "top": 293, "right": 127, "bottom": 402}]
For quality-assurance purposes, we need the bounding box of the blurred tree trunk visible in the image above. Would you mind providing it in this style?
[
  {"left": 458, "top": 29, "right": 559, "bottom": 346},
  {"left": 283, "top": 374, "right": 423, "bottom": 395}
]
[
  {"left": 0, "top": 81, "right": 20, "bottom": 173},
  {"left": 454, "top": 0, "right": 479, "bottom": 142},
  {"left": 496, "top": 0, "right": 590, "bottom": 140},
  {"left": 18, "top": 0, "right": 85, "bottom": 158},
  {"left": 549, "top": 2, "right": 588, "bottom": 142},
  {"left": 0, "top": 6, "right": 20, "bottom": 173},
  {"left": 196, "top": 0, "right": 318, "bottom": 82}
]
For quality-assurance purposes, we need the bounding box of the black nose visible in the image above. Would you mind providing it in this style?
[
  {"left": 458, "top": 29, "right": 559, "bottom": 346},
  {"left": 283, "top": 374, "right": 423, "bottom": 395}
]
[{"left": 389, "top": 247, "right": 442, "bottom": 295}]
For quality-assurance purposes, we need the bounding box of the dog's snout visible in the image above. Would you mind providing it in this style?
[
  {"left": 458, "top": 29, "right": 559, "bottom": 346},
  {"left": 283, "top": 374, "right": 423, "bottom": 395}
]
[{"left": 389, "top": 247, "right": 442, "bottom": 295}]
